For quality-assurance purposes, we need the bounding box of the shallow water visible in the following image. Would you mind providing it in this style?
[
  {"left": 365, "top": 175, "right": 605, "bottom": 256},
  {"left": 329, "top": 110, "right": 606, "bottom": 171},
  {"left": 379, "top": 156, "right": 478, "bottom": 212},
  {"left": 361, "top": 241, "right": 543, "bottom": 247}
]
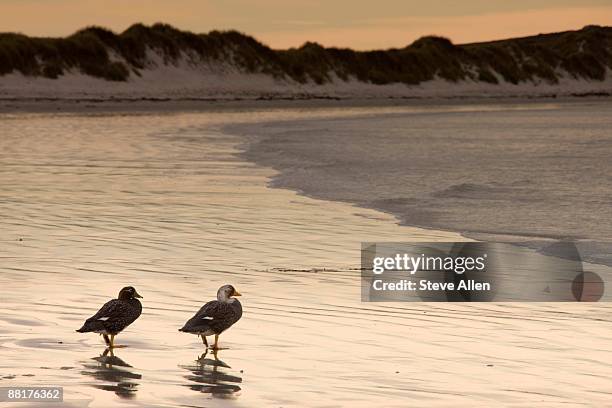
[
  {"left": 233, "top": 101, "right": 612, "bottom": 265},
  {"left": 1, "top": 108, "right": 612, "bottom": 407}
]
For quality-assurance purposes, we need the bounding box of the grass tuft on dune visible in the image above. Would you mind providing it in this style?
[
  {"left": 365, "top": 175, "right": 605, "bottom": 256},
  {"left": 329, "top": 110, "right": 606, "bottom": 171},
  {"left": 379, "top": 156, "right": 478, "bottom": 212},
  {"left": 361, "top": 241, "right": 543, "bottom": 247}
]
[{"left": 0, "top": 23, "right": 611, "bottom": 85}]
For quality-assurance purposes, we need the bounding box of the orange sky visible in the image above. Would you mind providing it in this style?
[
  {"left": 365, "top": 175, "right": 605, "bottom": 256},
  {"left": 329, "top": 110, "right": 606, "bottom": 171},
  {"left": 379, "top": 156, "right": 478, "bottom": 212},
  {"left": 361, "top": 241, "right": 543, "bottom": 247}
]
[{"left": 1, "top": 0, "right": 611, "bottom": 49}]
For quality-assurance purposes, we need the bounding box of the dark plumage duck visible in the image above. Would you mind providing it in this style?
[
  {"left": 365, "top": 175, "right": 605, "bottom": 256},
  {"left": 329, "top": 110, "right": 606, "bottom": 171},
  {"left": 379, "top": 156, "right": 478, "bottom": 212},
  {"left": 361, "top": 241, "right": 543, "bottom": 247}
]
[
  {"left": 179, "top": 285, "right": 242, "bottom": 350},
  {"left": 77, "top": 286, "right": 143, "bottom": 348}
]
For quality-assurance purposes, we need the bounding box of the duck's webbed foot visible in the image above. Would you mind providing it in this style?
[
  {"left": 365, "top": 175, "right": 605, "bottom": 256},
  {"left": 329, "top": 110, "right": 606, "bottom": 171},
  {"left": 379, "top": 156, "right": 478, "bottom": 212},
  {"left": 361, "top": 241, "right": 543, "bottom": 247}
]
[{"left": 108, "top": 334, "right": 127, "bottom": 349}]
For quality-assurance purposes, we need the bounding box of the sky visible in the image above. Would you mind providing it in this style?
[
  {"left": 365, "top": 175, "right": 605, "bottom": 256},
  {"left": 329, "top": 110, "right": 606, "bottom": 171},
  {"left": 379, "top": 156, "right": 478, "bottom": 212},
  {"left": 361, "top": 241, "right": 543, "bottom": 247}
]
[{"left": 1, "top": 0, "right": 611, "bottom": 49}]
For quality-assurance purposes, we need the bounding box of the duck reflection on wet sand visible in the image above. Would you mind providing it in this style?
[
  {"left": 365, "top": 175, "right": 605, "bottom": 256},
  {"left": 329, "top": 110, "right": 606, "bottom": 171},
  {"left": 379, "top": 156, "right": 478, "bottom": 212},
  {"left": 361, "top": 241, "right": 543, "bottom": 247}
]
[
  {"left": 180, "top": 349, "right": 242, "bottom": 398},
  {"left": 81, "top": 348, "right": 141, "bottom": 399}
]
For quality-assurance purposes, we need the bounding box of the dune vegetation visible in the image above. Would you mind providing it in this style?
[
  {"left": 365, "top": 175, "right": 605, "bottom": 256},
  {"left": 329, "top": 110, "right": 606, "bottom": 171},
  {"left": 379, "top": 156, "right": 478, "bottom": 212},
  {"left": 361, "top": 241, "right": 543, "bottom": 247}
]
[{"left": 0, "top": 23, "right": 610, "bottom": 85}]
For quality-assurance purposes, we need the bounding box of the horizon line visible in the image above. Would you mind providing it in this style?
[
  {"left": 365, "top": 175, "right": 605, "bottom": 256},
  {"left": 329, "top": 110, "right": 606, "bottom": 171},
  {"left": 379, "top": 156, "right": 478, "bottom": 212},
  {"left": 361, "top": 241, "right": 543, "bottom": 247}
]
[{"left": 1, "top": 22, "right": 609, "bottom": 51}]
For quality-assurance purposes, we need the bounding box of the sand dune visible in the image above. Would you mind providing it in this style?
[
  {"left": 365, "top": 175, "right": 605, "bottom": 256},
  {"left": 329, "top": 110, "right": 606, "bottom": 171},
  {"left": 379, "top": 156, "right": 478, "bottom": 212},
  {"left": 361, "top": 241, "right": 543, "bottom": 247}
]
[{"left": 2, "top": 24, "right": 612, "bottom": 101}]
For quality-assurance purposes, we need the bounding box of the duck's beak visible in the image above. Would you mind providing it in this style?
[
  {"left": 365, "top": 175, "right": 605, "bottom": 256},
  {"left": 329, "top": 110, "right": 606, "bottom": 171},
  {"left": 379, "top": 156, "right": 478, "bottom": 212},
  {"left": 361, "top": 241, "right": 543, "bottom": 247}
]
[
  {"left": 233, "top": 290, "right": 242, "bottom": 297},
  {"left": 134, "top": 290, "right": 143, "bottom": 299}
]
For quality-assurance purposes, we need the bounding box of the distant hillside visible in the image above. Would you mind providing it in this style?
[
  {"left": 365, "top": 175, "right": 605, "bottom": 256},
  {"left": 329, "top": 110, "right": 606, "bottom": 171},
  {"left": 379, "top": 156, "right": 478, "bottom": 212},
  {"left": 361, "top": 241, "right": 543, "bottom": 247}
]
[{"left": 1, "top": 23, "right": 611, "bottom": 100}]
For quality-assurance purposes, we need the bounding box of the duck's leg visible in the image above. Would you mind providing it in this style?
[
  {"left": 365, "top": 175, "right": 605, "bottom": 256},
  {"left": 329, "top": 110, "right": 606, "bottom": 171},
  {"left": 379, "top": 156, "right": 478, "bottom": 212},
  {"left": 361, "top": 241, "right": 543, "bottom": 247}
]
[
  {"left": 103, "top": 334, "right": 111, "bottom": 346},
  {"left": 212, "top": 334, "right": 220, "bottom": 350},
  {"left": 110, "top": 334, "right": 127, "bottom": 348},
  {"left": 200, "top": 335, "right": 208, "bottom": 347}
]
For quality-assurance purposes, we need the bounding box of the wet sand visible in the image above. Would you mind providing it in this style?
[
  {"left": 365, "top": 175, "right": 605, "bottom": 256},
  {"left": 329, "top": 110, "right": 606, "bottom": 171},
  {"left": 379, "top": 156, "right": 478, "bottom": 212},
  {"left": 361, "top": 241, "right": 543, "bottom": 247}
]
[{"left": 1, "top": 108, "right": 612, "bottom": 407}]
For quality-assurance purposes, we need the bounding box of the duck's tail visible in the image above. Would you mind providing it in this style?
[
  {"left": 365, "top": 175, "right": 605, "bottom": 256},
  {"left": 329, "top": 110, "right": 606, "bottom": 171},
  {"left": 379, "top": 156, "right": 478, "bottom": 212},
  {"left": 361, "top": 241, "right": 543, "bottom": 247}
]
[
  {"left": 76, "top": 320, "right": 104, "bottom": 333},
  {"left": 179, "top": 316, "right": 210, "bottom": 333}
]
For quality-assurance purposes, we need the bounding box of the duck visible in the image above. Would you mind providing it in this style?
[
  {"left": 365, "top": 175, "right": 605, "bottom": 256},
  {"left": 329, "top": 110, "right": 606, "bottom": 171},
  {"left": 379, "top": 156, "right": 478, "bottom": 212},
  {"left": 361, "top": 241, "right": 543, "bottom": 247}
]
[
  {"left": 76, "top": 286, "right": 143, "bottom": 348},
  {"left": 179, "top": 285, "right": 242, "bottom": 350}
]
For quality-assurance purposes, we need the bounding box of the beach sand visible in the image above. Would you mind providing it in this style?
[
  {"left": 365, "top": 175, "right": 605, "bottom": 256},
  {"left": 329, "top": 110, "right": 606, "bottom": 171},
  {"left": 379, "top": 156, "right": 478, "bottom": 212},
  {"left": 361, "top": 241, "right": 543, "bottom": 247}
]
[{"left": 1, "top": 107, "right": 612, "bottom": 407}]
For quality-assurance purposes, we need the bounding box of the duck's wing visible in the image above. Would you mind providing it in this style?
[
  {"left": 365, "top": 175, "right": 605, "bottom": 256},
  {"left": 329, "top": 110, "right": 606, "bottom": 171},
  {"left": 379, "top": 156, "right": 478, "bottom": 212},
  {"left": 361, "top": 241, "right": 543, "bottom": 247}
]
[
  {"left": 77, "top": 299, "right": 128, "bottom": 332},
  {"left": 180, "top": 300, "right": 238, "bottom": 333},
  {"left": 85, "top": 299, "right": 126, "bottom": 322}
]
